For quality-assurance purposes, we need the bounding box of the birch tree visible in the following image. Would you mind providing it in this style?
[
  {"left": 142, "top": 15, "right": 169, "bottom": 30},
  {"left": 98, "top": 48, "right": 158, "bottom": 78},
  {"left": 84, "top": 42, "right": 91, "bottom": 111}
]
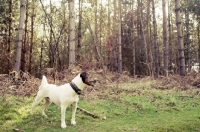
[
  {"left": 14, "top": 0, "right": 25, "bottom": 73},
  {"left": 68, "top": 0, "right": 75, "bottom": 68}
]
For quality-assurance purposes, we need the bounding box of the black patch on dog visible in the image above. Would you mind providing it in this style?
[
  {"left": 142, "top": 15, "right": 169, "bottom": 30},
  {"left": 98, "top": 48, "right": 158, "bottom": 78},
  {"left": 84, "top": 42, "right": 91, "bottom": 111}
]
[
  {"left": 70, "top": 82, "right": 81, "bottom": 95},
  {"left": 80, "top": 72, "right": 88, "bottom": 83},
  {"left": 80, "top": 72, "right": 94, "bottom": 86}
]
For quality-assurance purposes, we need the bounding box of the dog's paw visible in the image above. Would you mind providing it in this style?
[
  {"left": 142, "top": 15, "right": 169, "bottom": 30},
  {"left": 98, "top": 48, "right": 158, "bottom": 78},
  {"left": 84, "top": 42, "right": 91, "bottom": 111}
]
[
  {"left": 71, "top": 120, "right": 76, "bottom": 125},
  {"left": 30, "top": 110, "right": 33, "bottom": 115},
  {"left": 42, "top": 112, "right": 48, "bottom": 118},
  {"left": 61, "top": 124, "right": 67, "bottom": 128}
]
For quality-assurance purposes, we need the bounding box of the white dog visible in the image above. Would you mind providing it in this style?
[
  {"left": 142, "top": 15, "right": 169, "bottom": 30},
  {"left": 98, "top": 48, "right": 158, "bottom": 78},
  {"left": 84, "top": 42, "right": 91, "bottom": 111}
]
[{"left": 30, "top": 72, "right": 94, "bottom": 128}]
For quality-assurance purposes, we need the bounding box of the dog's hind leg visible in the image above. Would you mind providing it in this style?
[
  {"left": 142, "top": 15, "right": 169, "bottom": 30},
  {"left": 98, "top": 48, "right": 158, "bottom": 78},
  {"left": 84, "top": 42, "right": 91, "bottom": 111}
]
[
  {"left": 61, "top": 105, "right": 67, "bottom": 128},
  {"left": 42, "top": 97, "right": 51, "bottom": 118},
  {"left": 71, "top": 102, "right": 77, "bottom": 125},
  {"left": 30, "top": 94, "right": 44, "bottom": 114}
]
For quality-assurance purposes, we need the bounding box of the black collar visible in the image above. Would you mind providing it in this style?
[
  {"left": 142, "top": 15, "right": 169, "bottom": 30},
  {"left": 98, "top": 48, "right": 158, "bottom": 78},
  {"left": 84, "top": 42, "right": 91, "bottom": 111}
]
[{"left": 70, "top": 82, "right": 81, "bottom": 95}]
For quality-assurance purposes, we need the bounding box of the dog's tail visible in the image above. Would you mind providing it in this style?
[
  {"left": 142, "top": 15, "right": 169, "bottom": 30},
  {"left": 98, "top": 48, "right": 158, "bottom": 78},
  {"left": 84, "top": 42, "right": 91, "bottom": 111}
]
[{"left": 39, "top": 75, "right": 48, "bottom": 90}]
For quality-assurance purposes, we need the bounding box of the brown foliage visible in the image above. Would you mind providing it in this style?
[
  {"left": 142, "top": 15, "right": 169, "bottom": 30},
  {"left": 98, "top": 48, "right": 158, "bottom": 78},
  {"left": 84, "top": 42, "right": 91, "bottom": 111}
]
[{"left": 1, "top": 65, "right": 200, "bottom": 97}]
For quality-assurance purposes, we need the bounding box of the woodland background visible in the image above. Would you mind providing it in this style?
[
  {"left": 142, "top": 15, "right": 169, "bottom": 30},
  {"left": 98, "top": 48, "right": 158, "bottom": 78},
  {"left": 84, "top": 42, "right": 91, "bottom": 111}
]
[
  {"left": 0, "top": 0, "right": 200, "bottom": 78},
  {"left": 1, "top": 1, "right": 200, "bottom": 131}
]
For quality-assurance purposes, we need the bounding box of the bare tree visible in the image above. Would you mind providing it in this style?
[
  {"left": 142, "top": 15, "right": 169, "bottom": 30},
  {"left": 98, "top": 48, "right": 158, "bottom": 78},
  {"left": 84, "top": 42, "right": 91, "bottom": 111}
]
[
  {"left": 198, "top": 17, "right": 200, "bottom": 72},
  {"left": 113, "top": 0, "right": 118, "bottom": 71},
  {"left": 77, "top": 0, "right": 82, "bottom": 62},
  {"left": 146, "top": 0, "right": 153, "bottom": 76},
  {"left": 28, "top": 0, "right": 35, "bottom": 73},
  {"left": 7, "top": 0, "right": 13, "bottom": 72},
  {"left": 68, "top": 0, "right": 76, "bottom": 68},
  {"left": 185, "top": 0, "right": 191, "bottom": 72},
  {"left": 163, "top": 0, "right": 168, "bottom": 76},
  {"left": 152, "top": 0, "right": 159, "bottom": 78},
  {"left": 21, "top": 0, "right": 29, "bottom": 72},
  {"left": 168, "top": 0, "right": 173, "bottom": 72},
  {"left": 132, "top": 0, "right": 136, "bottom": 76},
  {"left": 94, "top": 0, "right": 100, "bottom": 61},
  {"left": 14, "top": 0, "right": 25, "bottom": 73},
  {"left": 118, "top": 0, "right": 122, "bottom": 73},
  {"left": 175, "top": 0, "right": 186, "bottom": 76}
]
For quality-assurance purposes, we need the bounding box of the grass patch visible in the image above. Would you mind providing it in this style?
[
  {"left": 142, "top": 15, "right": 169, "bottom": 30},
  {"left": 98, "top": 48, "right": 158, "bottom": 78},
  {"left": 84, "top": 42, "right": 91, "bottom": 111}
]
[{"left": 0, "top": 80, "right": 200, "bottom": 132}]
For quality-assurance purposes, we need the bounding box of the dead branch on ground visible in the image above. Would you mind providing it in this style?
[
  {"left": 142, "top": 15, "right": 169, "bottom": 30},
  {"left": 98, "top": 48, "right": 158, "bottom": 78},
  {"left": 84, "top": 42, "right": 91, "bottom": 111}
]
[{"left": 77, "top": 107, "right": 99, "bottom": 118}]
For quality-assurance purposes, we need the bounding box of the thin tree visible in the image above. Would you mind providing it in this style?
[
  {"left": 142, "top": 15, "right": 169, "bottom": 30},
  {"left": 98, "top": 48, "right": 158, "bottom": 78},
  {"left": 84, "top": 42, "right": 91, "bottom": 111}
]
[
  {"left": 28, "top": 0, "right": 35, "bottom": 73},
  {"left": 113, "top": 0, "right": 118, "bottom": 71},
  {"left": 132, "top": 0, "right": 136, "bottom": 76},
  {"left": 163, "top": 0, "right": 168, "bottom": 76},
  {"left": 94, "top": 0, "right": 100, "bottom": 61},
  {"left": 77, "top": 0, "right": 82, "bottom": 62},
  {"left": 14, "top": 0, "right": 25, "bottom": 74},
  {"left": 175, "top": 0, "right": 186, "bottom": 76},
  {"left": 68, "top": 0, "right": 76, "bottom": 68},
  {"left": 138, "top": 0, "right": 148, "bottom": 70},
  {"left": 198, "top": 15, "right": 200, "bottom": 71},
  {"left": 152, "top": 0, "right": 159, "bottom": 78},
  {"left": 118, "top": 0, "right": 122, "bottom": 73},
  {"left": 185, "top": 0, "right": 191, "bottom": 71},
  {"left": 168, "top": 0, "right": 173, "bottom": 72},
  {"left": 21, "top": 0, "right": 29, "bottom": 72},
  {"left": 146, "top": 0, "right": 153, "bottom": 76},
  {"left": 7, "top": 0, "right": 12, "bottom": 72}
]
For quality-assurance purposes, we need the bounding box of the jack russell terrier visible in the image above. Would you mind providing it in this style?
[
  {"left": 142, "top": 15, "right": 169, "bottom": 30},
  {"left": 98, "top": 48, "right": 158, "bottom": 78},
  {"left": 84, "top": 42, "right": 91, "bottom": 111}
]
[{"left": 30, "top": 72, "right": 94, "bottom": 128}]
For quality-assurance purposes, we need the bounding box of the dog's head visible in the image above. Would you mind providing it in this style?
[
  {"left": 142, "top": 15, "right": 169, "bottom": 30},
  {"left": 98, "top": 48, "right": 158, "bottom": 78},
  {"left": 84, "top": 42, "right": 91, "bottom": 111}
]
[{"left": 80, "top": 72, "right": 94, "bottom": 86}]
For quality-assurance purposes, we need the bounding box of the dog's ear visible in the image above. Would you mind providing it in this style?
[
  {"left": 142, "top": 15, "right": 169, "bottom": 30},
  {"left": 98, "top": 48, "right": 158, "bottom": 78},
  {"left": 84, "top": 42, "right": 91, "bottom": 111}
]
[
  {"left": 80, "top": 72, "right": 88, "bottom": 83},
  {"left": 80, "top": 72, "right": 93, "bottom": 86}
]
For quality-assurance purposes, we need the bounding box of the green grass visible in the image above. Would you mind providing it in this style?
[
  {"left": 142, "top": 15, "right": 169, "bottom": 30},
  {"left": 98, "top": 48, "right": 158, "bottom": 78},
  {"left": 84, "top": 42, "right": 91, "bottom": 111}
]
[{"left": 0, "top": 81, "right": 200, "bottom": 132}]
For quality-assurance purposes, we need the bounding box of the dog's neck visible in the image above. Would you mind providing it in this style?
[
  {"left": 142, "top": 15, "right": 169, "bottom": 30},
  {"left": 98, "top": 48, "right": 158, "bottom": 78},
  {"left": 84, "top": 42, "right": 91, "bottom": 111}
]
[{"left": 71, "top": 74, "right": 86, "bottom": 90}]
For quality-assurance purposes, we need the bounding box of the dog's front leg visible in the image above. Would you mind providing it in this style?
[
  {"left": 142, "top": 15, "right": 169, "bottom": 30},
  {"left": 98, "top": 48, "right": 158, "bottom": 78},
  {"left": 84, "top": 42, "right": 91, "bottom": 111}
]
[
  {"left": 61, "top": 105, "right": 67, "bottom": 128},
  {"left": 71, "top": 102, "right": 77, "bottom": 125}
]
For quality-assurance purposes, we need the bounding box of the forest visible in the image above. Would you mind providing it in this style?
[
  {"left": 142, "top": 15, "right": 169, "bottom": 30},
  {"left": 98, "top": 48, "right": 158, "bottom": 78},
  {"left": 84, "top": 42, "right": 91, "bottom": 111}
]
[
  {"left": 0, "top": 0, "right": 200, "bottom": 131},
  {"left": 0, "top": 0, "right": 199, "bottom": 77}
]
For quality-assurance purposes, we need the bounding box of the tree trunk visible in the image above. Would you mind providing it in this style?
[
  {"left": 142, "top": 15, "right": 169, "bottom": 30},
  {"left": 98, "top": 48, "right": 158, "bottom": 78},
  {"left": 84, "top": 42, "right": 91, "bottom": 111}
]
[
  {"left": 7, "top": 0, "right": 12, "bottom": 72},
  {"left": 107, "top": 0, "right": 111, "bottom": 68},
  {"left": 185, "top": 2, "right": 191, "bottom": 72},
  {"left": 168, "top": 0, "right": 173, "bottom": 72},
  {"left": 162, "top": 0, "right": 168, "bottom": 76},
  {"left": 175, "top": 0, "right": 186, "bottom": 76},
  {"left": 86, "top": 18, "right": 101, "bottom": 62},
  {"left": 28, "top": 1, "right": 34, "bottom": 73},
  {"left": 132, "top": 0, "right": 136, "bottom": 77},
  {"left": 14, "top": 0, "right": 25, "bottom": 73},
  {"left": 77, "top": 0, "right": 82, "bottom": 63},
  {"left": 139, "top": 0, "right": 148, "bottom": 69},
  {"left": 198, "top": 16, "right": 200, "bottom": 71},
  {"left": 94, "top": 0, "right": 100, "bottom": 61},
  {"left": 21, "top": 0, "right": 28, "bottom": 72},
  {"left": 107, "top": 0, "right": 111, "bottom": 37},
  {"left": 68, "top": 0, "right": 76, "bottom": 69},
  {"left": 152, "top": 0, "right": 159, "bottom": 78},
  {"left": 99, "top": 0, "right": 102, "bottom": 54},
  {"left": 118, "top": 0, "right": 122, "bottom": 73},
  {"left": 113, "top": 0, "right": 118, "bottom": 71},
  {"left": 146, "top": 0, "right": 153, "bottom": 76}
]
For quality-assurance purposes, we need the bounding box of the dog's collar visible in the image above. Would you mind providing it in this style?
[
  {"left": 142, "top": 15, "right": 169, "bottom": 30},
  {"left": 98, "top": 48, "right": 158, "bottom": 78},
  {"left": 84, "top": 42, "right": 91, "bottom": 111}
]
[{"left": 70, "top": 82, "right": 81, "bottom": 95}]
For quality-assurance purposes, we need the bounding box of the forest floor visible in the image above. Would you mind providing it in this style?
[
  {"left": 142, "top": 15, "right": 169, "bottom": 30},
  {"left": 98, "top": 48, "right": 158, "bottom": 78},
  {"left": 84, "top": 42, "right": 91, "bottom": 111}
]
[{"left": 0, "top": 68, "right": 200, "bottom": 132}]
